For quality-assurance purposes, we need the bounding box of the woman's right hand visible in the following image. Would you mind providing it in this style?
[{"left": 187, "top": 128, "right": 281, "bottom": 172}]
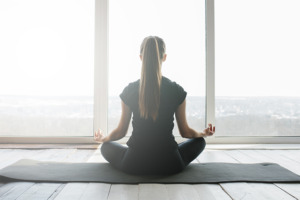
[
  {"left": 202, "top": 123, "right": 215, "bottom": 137},
  {"left": 94, "top": 128, "right": 106, "bottom": 143}
]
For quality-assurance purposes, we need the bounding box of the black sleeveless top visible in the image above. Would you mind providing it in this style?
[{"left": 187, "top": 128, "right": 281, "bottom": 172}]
[{"left": 120, "top": 76, "right": 187, "bottom": 151}]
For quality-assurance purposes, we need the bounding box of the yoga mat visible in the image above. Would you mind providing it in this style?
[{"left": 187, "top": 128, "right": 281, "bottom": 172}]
[{"left": 1, "top": 159, "right": 300, "bottom": 184}]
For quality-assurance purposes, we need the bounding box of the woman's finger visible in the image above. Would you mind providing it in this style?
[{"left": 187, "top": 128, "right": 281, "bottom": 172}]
[
  {"left": 207, "top": 123, "right": 211, "bottom": 131},
  {"left": 204, "top": 127, "right": 209, "bottom": 133}
]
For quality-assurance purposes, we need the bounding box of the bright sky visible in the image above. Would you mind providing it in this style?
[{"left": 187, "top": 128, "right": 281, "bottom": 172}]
[
  {"left": 0, "top": 0, "right": 94, "bottom": 96},
  {"left": 215, "top": 0, "right": 300, "bottom": 97},
  {"left": 0, "top": 0, "right": 299, "bottom": 97},
  {"left": 108, "top": 0, "right": 205, "bottom": 97}
]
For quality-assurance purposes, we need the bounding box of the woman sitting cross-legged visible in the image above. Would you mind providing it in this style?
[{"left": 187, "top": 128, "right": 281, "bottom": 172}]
[{"left": 94, "top": 36, "right": 215, "bottom": 175}]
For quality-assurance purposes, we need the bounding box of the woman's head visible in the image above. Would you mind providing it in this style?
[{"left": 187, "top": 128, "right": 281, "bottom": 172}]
[
  {"left": 139, "top": 36, "right": 166, "bottom": 121},
  {"left": 140, "top": 36, "right": 166, "bottom": 60}
]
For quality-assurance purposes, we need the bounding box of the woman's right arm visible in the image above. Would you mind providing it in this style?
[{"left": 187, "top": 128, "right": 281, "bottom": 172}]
[
  {"left": 94, "top": 100, "right": 132, "bottom": 143},
  {"left": 175, "top": 99, "right": 215, "bottom": 138}
]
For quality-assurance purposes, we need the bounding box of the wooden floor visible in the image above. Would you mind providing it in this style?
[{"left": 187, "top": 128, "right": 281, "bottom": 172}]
[{"left": 0, "top": 145, "right": 300, "bottom": 200}]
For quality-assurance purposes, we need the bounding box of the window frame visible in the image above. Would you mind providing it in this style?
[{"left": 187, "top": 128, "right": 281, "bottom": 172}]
[{"left": 1, "top": 0, "right": 299, "bottom": 144}]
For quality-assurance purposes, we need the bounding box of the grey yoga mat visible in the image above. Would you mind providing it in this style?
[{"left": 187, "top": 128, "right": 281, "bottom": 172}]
[{"left": 1, "top": 159, "right": 300, "bottom": 184}]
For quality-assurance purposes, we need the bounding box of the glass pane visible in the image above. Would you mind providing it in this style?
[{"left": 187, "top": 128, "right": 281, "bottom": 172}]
[
  {"left": 0, "top": 0, "right": 94, "bottom": 137},
  {"left": 109, "top": 0, "right": 206, "bottom": 136},
  {"left": 215, "top": 0, "right": 300, "bottom": 136}
]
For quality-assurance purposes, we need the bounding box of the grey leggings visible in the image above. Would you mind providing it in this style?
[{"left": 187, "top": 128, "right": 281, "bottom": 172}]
[{"left": 101, "top": 137, "right": 206, "bottom": 175}]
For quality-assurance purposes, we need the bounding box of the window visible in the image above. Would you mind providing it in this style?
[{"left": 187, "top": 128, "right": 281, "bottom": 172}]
[
  {"left": 1, "top": 0, "right": 299, "bottom": 143},
  {"left": 215, "top": 0, "right": 300, "bottom": 136},
  {"left": 108, "top": 0, "right": 206, "bottom": 136},
  {"left": 0, "top": 0, "right": 94, "bottom": 137}
]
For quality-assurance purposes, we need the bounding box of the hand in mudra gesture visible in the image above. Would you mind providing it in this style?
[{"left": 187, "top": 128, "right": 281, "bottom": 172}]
[
  {"left": 202, "top": 123, "right": 215, "bottom": 137},
  {"left": 94, "top": 128, "right": 105, "bottom": 143}
]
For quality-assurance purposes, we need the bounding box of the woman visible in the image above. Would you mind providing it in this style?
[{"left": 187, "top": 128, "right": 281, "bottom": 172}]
[{"left": 94, "top": 36, "right": 215, "bottom": 175}]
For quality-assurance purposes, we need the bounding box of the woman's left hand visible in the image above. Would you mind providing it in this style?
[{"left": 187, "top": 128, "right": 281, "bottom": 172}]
[
  {"left": 94, "top": 128, "right": 106, "bottom": 143},
  {"left": 202, "top": 123, "right": 215, "bottom": 137}
]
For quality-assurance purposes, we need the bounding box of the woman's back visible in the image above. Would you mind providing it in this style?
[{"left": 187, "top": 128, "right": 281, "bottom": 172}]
[{"left": 120, "top": 76, "right": 187, "bottom": 150}]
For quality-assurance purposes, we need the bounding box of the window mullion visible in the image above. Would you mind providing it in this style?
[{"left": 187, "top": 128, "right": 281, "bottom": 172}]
[
  {"left": 94, "top": 0, "right": 108, "bottom": 136},
  {"left": 205, "top": 0, "right": 216, "bottom": 132}
]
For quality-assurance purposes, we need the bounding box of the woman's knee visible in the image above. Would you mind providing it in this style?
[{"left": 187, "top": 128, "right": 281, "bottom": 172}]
[
  {"left": 197, "top": 137, "right": 206, "bottom": 146},
  {"left": 100, "top": 141, "right": 114, "bottom": 158},
  {"left": 100, "top": 141, "right": 128, "bottom": 169},
  {"left": 190, "top": 137, "right": 206, "bottom": 148},
  {"left": 187, "top": 137, "right": 206, "bottom": 155},
  {"left": 195, "top": 137, "right": 206, "bottom": 151}
]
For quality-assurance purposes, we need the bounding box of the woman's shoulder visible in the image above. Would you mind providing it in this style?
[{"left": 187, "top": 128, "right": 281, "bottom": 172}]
[
  {"left": 120, "top": 79, "right": 140, "bottom": 106},
  {"left": 121, "top": 79, "right": 140, "bottom": 96},
  {"left": 162, "top": 76, "right": 187, "bottom": 104},
  {"left": 124, "top": 79, "right": 140, "bottom": 90},
  {"left": 162, "top": 76, "right": 185, "bottom": 90}
]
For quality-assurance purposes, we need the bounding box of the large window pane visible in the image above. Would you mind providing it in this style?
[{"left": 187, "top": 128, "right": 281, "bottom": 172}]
[
  {"left": 215, "top": 0, "right": 300, "bottom": 136},
  {"left": 109, "top": 0, "right": 206, "bottom": 136},
  {"left": 0, "top": 0, "right": 94, "bottom": 137}
]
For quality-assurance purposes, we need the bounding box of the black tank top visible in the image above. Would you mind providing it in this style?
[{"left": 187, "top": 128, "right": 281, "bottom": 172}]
[{"left": 120, "top": 76, "right": 187, "bottom": 151}]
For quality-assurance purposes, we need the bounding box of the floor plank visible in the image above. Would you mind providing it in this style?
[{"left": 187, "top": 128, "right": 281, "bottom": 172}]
[
  {"left": 52, "top": 149, "right": 111, "bottom": 200},
  {"left": 200, "top": 150, "right": 297, "bottom": 200},
  {"left": 275, "top": 183, "right": 300, "bottom": 200},
  {"left": 193, "top": 150, "right": 236, "bottom": 199},
  {"left": 220, "top": 182, "right": 296, "bottom": 200},
  {"left": 6, "top": 149, "right": 78, "bottom": 199},
  {"left": 52, "top": 183, "right": 89, "bottom": 200},
  {"left": 274, "top": 150, "right": 300, "bottom": 164},
  {"left": 0, "top": 149, "right": 11, "bottom": 161},
  {"left": 241, "top": 150, "right": 300, "bottom": 199},
  {"left": 0, "top": 149, "right": 19, "bottom": 166},
  {"left": 108, "top": 184, "right": 139, "bottom": 200},
  {"left": 0, "top": 149, "right": 41, "bottom": 169},
  {"left": 48, "top": 184, "right": 66, "bottom": 200},
  {"left": 138, "top": 184, "right": 169, "bottom": 200},
  {"left": 15, "top": 183, "right": 61, "bottom": 200},
  {"left": 200, "top": 149, "right": 239, "bottom": 162},
  {"left": 37, "top": 149, "right": 77, "bottom": 162},
  {"left": 165, "top": 184, "right": 200, "bottom": 200},
  {"left": 225, "top": 150, "right": 299, "bottom": 199},
  {"left": 77, "top": 183, "right": 111, "bottom": 200},
  {"left": 193, "top": 184, "right": 232, "bottom": 200},
  {"left": 13, "top": 149, "right": 95, "bottom": 200},
  {"left": 0, "top": 150, "right": 54, "bottom": 200},
  {"left": 63, "top": 149, "right": 95, "bottom": 162},
  {"left": 53, "top": 183, "right": 110, "bottom": 200},
  {"left": 257, "top": 150, "right": 300, "bottom": 174},
  {"left": 31, "top": 149, "right": 71, "bottom": 161},
  {"left": 0, "top": 182, "right": 35, "bottom": 200},
  {"left": 87, "top": 149, "right": 107, "bottom": 163}
]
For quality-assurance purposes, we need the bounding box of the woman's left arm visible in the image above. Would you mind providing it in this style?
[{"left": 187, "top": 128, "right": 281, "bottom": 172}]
[{"left": 94, "top": 101, "right": 132, "bottom": 143}]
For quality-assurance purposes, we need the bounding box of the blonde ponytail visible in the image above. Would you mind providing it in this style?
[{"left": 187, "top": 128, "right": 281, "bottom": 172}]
[{"left": 139, "top": 36, "right": 165, "bottom": 121}]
